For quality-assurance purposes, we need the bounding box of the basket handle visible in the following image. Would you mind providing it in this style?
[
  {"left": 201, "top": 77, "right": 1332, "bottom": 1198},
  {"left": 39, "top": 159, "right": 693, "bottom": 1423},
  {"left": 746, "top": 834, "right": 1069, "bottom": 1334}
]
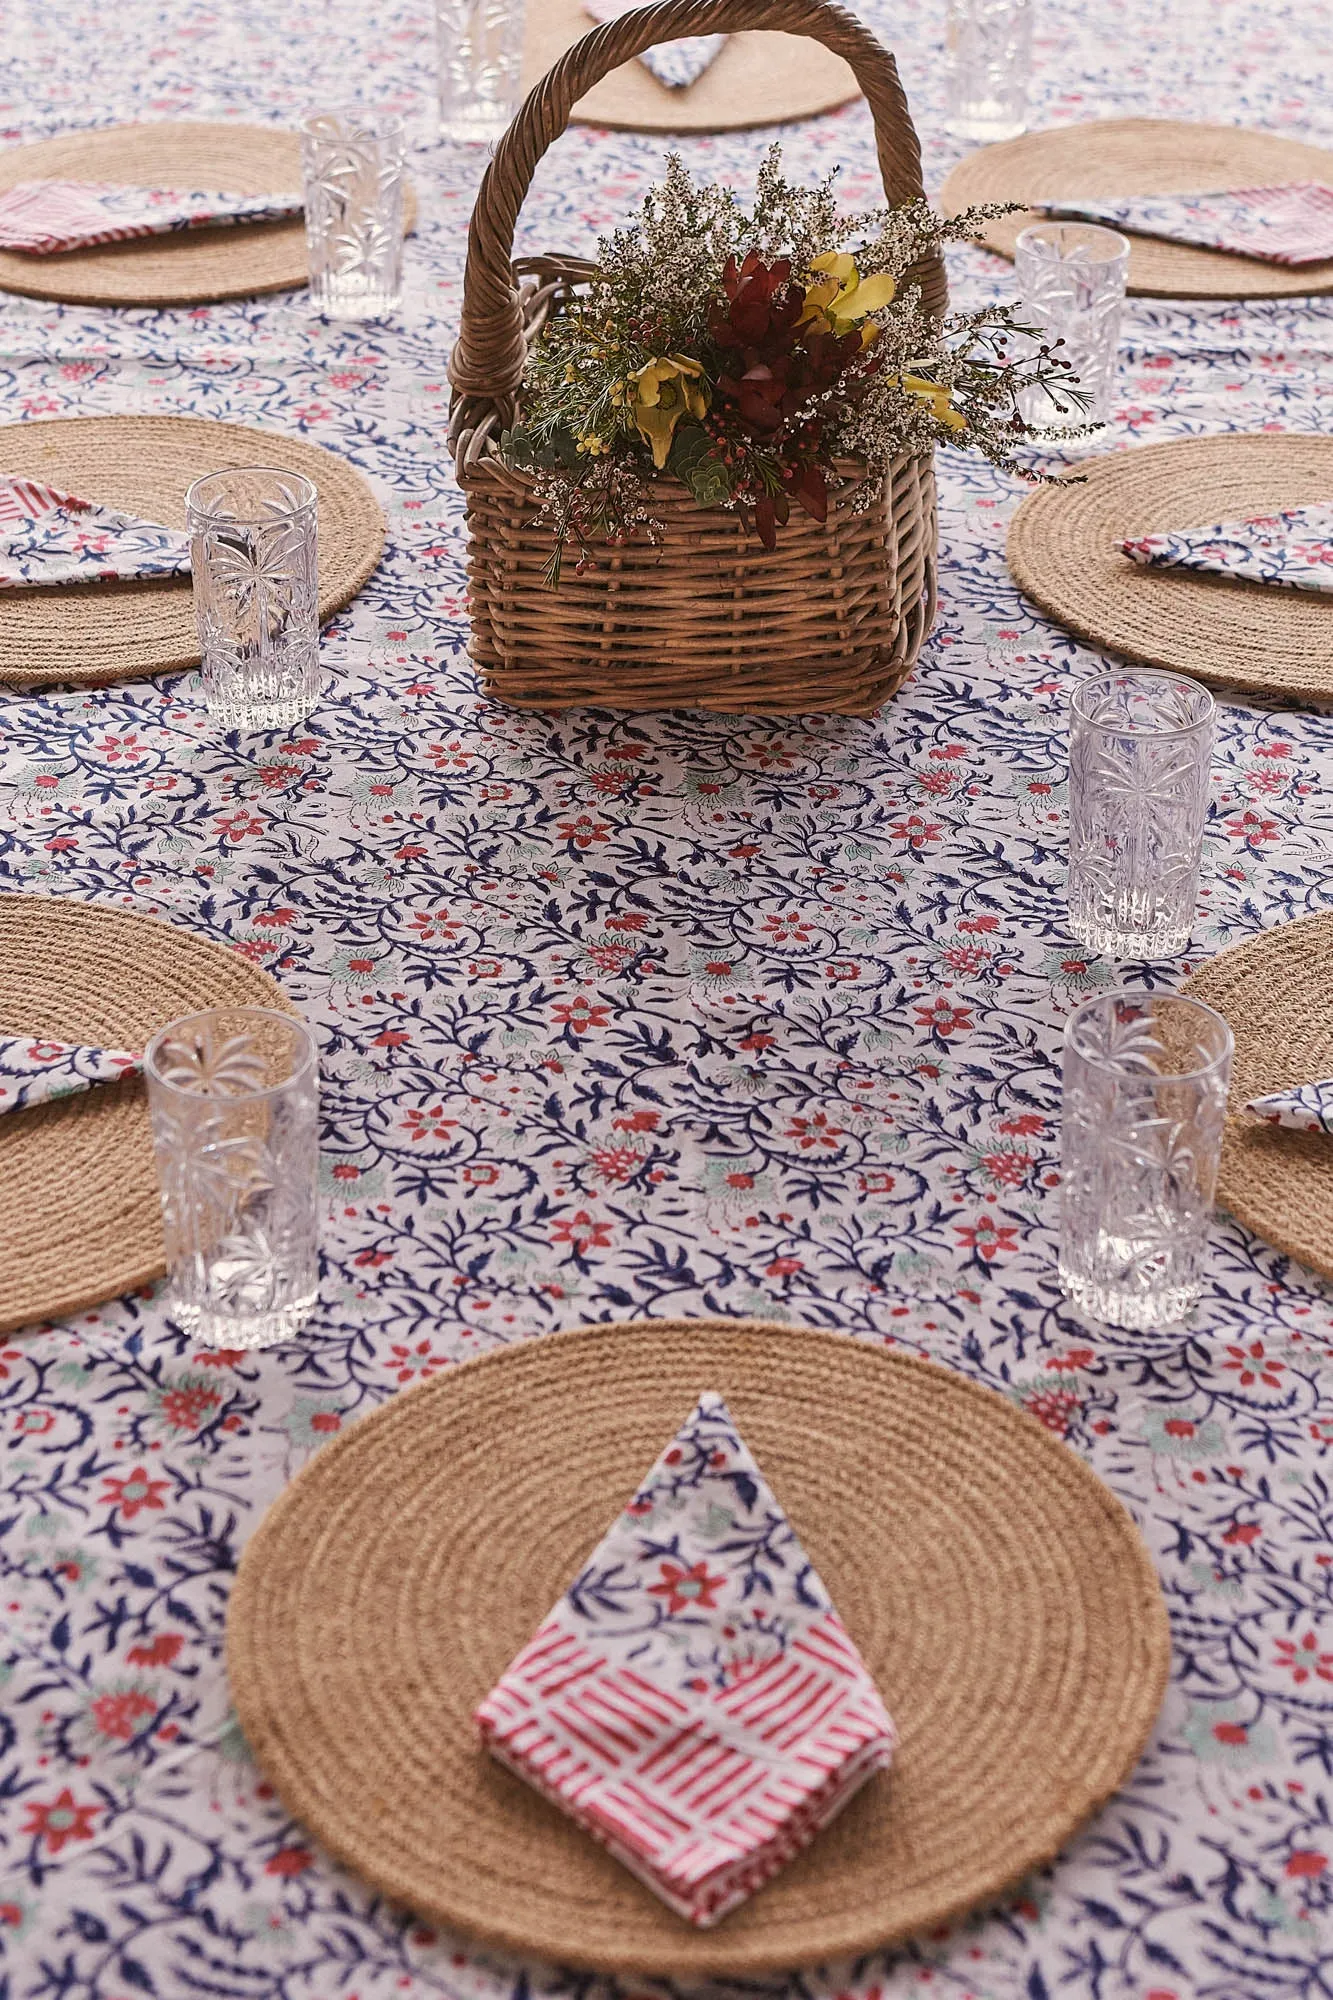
[{"left": 448, "top": 0, "right": 946, "bottom": 404}]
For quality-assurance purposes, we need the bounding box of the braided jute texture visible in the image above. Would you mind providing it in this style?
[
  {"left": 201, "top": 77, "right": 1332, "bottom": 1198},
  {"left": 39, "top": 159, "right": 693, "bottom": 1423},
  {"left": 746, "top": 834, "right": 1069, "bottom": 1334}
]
[
  {"left": 448, "top": 0, "right": 942, "bottom": 715},
  {"left": 0, "top": 122, "right": 417, "bottom": 308},
  {"left": 0, "top": 416, "right": 386, "bottom": 691},
  {"left": 522, "top": 0, "right": 860, "bottom": 133},
  {"left": 1184, "top": 913, "right": 1333, "bottom": 1283},
  {"left": 226, "top": 1317, "right": 1171, "bottom": 1975},
  {"left": 1007, "top": 433, "right": 1333, "bottom": 705},
  {"left": 0, "top": 893, "right": 290, "bottom": 1335},
  {"left": 941, "top": 119, "right": 1333, "bottom": 299}
]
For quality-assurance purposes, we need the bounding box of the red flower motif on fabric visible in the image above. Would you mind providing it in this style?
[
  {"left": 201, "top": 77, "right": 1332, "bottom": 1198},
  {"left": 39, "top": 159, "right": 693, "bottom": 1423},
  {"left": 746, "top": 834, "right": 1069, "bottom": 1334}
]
[
  {"left": 159, "top": 1383, "right": 222, "bottom": 1432},
  {"left": 21, "top": 1789, "right": 99, "bottom": 1854},
  {"left": 90, "top": 1688, "right": 157, "bottom": 1741},
  {"left": 1223, "top": 1341, "right": 1284, "bottom": 1389},
  {"left": 648, "top": 1559, "right": 725, "bottom": 1616},
  {"left": 1274, "top": 1632, "right": 1333, "bottom": 1685},
  {"left": 550, "top": 1211, "right": 613, "bottom": 1254},
  {"left": 127, "top": 1633, "right": 184, "bottom": 1668},
  {"left": 550, "top": 998, "right": 611, "bottom": 1035},
  {"left": 100, "top": 1466, "right": 170, "bottom": 1519}
]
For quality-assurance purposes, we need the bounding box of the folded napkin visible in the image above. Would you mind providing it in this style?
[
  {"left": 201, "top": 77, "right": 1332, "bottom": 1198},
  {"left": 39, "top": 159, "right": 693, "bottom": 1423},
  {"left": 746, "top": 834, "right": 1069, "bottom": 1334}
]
[
  {"left": 1036, "top": 183, "right": 1333, "bottom": 266},
  {"left": 0, "top": 476, "right": 192, "bottom": 589},
  {"left": 476, "top": 1392, "right": 895, "bottom": 1927},
  {"left": 1121, "top": 504, "right": 1333, "bottom": 595},
  {"left": 0, "top": 179, "right": 304, "bottom": 256},
  {"left": 582, "top": 0, "right": 726, "bottom": 88},
  {"left": 1246, "top": 1082, "right": 1333, "bottom": 1134},
  {"left": 0, "top": 1035, "right": 142, "bottom": 1114}
]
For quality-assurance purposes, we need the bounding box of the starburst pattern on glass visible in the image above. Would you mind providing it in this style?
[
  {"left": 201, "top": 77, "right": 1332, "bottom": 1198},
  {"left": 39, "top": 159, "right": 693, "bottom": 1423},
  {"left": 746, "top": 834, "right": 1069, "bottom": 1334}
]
[
  {"left": 144, "top": 1007, "right": 320, "bottom": 1350},
  {"left": 301, "top": 110, "right": 406, "bottom": 319},
  {"left": 185, "top": 467, "right": 320, "bottom": 732},
  {"left": 1059, "top": 990, "right": 1232, "bottom": 1331},
  {"left": 944, "top": 0, "right": 1032, "bottom": 142},
  {"left": 1067, "top": 669, "right": 1215, "bottom": 959},
  {"left": 1015, "top": 220, "right": 1128, "bottom": 433},
  {"left": 436, "top": 0, "right": 525, "bottom": 144}
]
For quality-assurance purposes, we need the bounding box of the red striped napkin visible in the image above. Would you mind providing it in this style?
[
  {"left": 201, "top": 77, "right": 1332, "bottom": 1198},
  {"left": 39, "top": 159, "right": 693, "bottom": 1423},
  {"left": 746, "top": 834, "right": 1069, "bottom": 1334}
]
[
  {"left": 476, "top": 1392, "right": 895, "bottom": 1926},
  {"left": 0, "top": 179, "right": 303, "bottom": 256}
]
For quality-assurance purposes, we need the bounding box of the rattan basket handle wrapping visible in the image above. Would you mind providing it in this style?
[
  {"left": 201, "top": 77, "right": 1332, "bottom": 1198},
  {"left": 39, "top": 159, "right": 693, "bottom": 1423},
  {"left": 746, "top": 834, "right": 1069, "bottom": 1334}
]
[{"left": 449, "top": 0, "right": 946, "bottom": 409}]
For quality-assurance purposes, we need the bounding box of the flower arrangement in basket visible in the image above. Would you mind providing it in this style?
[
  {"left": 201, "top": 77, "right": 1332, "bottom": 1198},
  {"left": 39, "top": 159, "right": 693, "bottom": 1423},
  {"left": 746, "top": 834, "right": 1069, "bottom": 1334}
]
[{"left": 448, "top": 0, "right": 1084, "bottom": 717}]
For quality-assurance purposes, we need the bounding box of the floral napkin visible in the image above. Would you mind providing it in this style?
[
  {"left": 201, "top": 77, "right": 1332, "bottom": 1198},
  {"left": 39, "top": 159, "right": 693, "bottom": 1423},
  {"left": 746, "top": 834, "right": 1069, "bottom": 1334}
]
[
  {"left": 1036, "top": 183, "right": 1333, "bottom": 265},
  {"left": 0, "top": 1035, "right": 142, "bottom": 1114},
  {"left": 582, "top": 0, "right": 727, "bottom": 88},
  {"left": 476, "top": 1392, "right": 895, "bottom": 1926},
  {"left": 1246, "top": 1082, "right": 1333, "bottom": 1134},
  {"left": 0, "top": 476, "right": 193, "bottom": 589},
  {"left": 0, "top": 179, "right": 304, "bottom": 256},
  {"left": 1121, "top": 505, "right": 1333, "bottom": 595}
]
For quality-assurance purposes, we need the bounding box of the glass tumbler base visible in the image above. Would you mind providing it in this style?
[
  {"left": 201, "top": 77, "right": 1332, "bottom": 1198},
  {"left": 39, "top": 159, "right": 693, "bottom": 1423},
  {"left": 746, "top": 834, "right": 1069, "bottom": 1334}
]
[
  {"left": 1059, "top": 1262, "right": 1202, "bottom": 1332},
  {"left": 309, "top": 279, "right": 403, "bottom": 321},
  {"left": 1067, "top": 913, "right": 1192, "bottom": 961},
  {"left": 438, "top": 105, "right": 514, "bottom": 144},
  {"left": 946, "top": 110, "right": 1027, "bottom": 141},
  {"left": 174, "top": 1292, "right": 318, "bottom": 1351},
  {"left": 204, "top": 689, "right": 320, "bottom": 734}
]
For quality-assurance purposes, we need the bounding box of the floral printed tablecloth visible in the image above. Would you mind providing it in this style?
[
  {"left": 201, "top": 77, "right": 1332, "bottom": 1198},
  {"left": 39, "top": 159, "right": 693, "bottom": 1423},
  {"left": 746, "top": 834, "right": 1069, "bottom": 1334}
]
[{"left": 2, "top": 1, "right": 1333, "bottom": 1995}]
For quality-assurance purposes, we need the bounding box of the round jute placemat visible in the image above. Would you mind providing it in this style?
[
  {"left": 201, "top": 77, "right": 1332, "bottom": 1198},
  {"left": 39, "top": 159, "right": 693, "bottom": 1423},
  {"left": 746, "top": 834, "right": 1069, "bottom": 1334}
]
[
  {"left": 522, "top": 0, "right": 860, "bottom": 131},
  {"left": 0, "top": 122, "right": 416, "bottom": 308},
  {"left": 1007, "top": 433, "right": 1333, "bottom": 705},
  {"left": 226, "top": 1316, "right": 1171, "bottom": 1975},
  {"left": 1183, "top": 913, "right": 1333, "bottom": 1282},
  {"left": 0, "top": 893, "right": 291, "bottom": 1336},
  {"left": 940, "top": 118, "right": 1333, "bottom": 298},
  {"left": 0, "top": 415, "right": 385, "bottom": 691}
]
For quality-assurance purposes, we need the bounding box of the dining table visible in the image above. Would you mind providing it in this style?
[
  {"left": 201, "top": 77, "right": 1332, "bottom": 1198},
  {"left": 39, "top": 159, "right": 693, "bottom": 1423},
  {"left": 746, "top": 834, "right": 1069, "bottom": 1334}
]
[{"left": 2, "top": 0, "right": 1332, "bottom": 1993}]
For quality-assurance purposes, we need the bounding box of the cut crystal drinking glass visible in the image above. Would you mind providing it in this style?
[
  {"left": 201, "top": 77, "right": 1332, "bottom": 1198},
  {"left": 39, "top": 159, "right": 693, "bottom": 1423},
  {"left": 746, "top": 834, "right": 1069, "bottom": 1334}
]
[
  {"left": 301, "top": 110, "right": 406, "bottom": 319},
  {"left": 144, "top": 1007, "right": 320, "bottom": 1350},
  {"left": 1015, "top": 220, "right": 1129, "bottom": 434},
  {"left": 437, "top": 0, "right": 525, "bottom": 144},
  {"left": 1059, "top": 991, "right": 1233, "bottom": 1330},
  {"left": 186, "top": 467, "right": 320, "bottom": 732},
  {"left": 944, "top": 0, "right": 1032, "bottom": 142},
  {"left": 1067, "top": 670, "right": 1215, "bottom": 960}
]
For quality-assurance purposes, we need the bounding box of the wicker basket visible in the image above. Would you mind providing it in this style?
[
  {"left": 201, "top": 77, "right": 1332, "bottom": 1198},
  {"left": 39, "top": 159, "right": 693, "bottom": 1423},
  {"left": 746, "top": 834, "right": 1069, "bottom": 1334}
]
[{"left": 448, "top": 0, "right": 946, "bottom": 716}]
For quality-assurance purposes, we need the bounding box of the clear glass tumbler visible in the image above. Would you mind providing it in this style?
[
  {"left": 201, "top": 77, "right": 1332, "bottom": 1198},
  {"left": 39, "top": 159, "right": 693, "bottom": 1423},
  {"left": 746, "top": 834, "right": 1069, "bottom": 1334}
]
[
  {"left": 1067, "top": 670, "right": 1215, "bottom": 960},
  {"left": 1059, "top": 990, "right": 1233, "bottom": 1330},
  {"left": 944, "top": 0, "right": 1032, "bottom": 143},
  {"left": 186, "top": 468, "right": 320, "bottom": 733},
  {"left": 1015, "top": 220, "right": 1129, "bottom": 434},
  {"left": 144, "top": 1007, "right": 320, "bottom": 1350},
  {"left": 437, "top": 0, "right": 526, "bottom": 144},
  {"left": 301, "top": 110, "right": 406, "bottom": 319}
]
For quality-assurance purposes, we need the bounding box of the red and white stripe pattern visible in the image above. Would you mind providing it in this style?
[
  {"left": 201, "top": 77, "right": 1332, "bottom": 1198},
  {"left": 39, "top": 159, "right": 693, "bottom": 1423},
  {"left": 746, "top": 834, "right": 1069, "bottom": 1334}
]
[
  {"left": 0, "top": 178, "right": 304, "bottom": 256},
  {"left": 477, "top": 1394, "right": 895, "bottom": 1925}
]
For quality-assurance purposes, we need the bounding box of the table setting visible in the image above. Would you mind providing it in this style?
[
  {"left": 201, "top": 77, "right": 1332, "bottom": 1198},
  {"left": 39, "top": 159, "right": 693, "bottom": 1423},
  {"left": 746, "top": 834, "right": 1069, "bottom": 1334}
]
[{"left": 2, "top": 0, "right": 1333, "bottom": 1994}]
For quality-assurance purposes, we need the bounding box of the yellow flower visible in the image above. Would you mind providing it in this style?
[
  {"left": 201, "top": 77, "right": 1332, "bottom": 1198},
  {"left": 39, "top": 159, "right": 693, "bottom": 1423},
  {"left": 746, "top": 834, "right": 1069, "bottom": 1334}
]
[
  {"left": 630, "top": 355, "right": 709, "bottom": 470},
  {"left": 576, "top": 432, "right": 610, "bottom": 456},
  {"left": 899, "top": 372, "right": 968, "bottom": 433},
  {"left": 799, "top": 251, "right": 897, "bottom": 342}
]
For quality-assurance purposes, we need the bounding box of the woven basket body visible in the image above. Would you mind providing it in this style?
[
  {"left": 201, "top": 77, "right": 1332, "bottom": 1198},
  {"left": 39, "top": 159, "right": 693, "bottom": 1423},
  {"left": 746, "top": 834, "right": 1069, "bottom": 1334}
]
[{"left": 448, "top": 0, "right": 944, "bottom": 715}]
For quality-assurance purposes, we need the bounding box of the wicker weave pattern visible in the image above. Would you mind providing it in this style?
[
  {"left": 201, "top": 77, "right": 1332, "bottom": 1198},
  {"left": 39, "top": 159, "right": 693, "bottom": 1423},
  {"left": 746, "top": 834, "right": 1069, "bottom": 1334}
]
[{"left": 449, "top": 0, "right": 943, "bottom": 715}]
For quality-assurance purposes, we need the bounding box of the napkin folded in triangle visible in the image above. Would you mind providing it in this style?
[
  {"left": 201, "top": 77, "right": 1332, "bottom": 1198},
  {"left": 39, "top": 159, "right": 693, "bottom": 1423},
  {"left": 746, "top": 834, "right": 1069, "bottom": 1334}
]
[
  {"left": 0, "top": 476, "right": 193, "bottom": 589},
  {"left": 476, "top": 1391, "right": 895, "bottom": 1927},
  {"left": 1121, "top": 504, "right": 1333, "bottom": 595},
  {"left": 1246, "top": 1082, "right": 1333, "bottom": 1134},
  {"left": 582, "top": 0, "right": 727, "bottom": 88},
  {"left": 1036, "top": 183, "right": 1333, "bottom": 265},
  {"left": 0, "top": 1035, "right": 142, "bottom": 1114},
  {"left": 0, "top": 179, "right": 304, "bottom": 256}
]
